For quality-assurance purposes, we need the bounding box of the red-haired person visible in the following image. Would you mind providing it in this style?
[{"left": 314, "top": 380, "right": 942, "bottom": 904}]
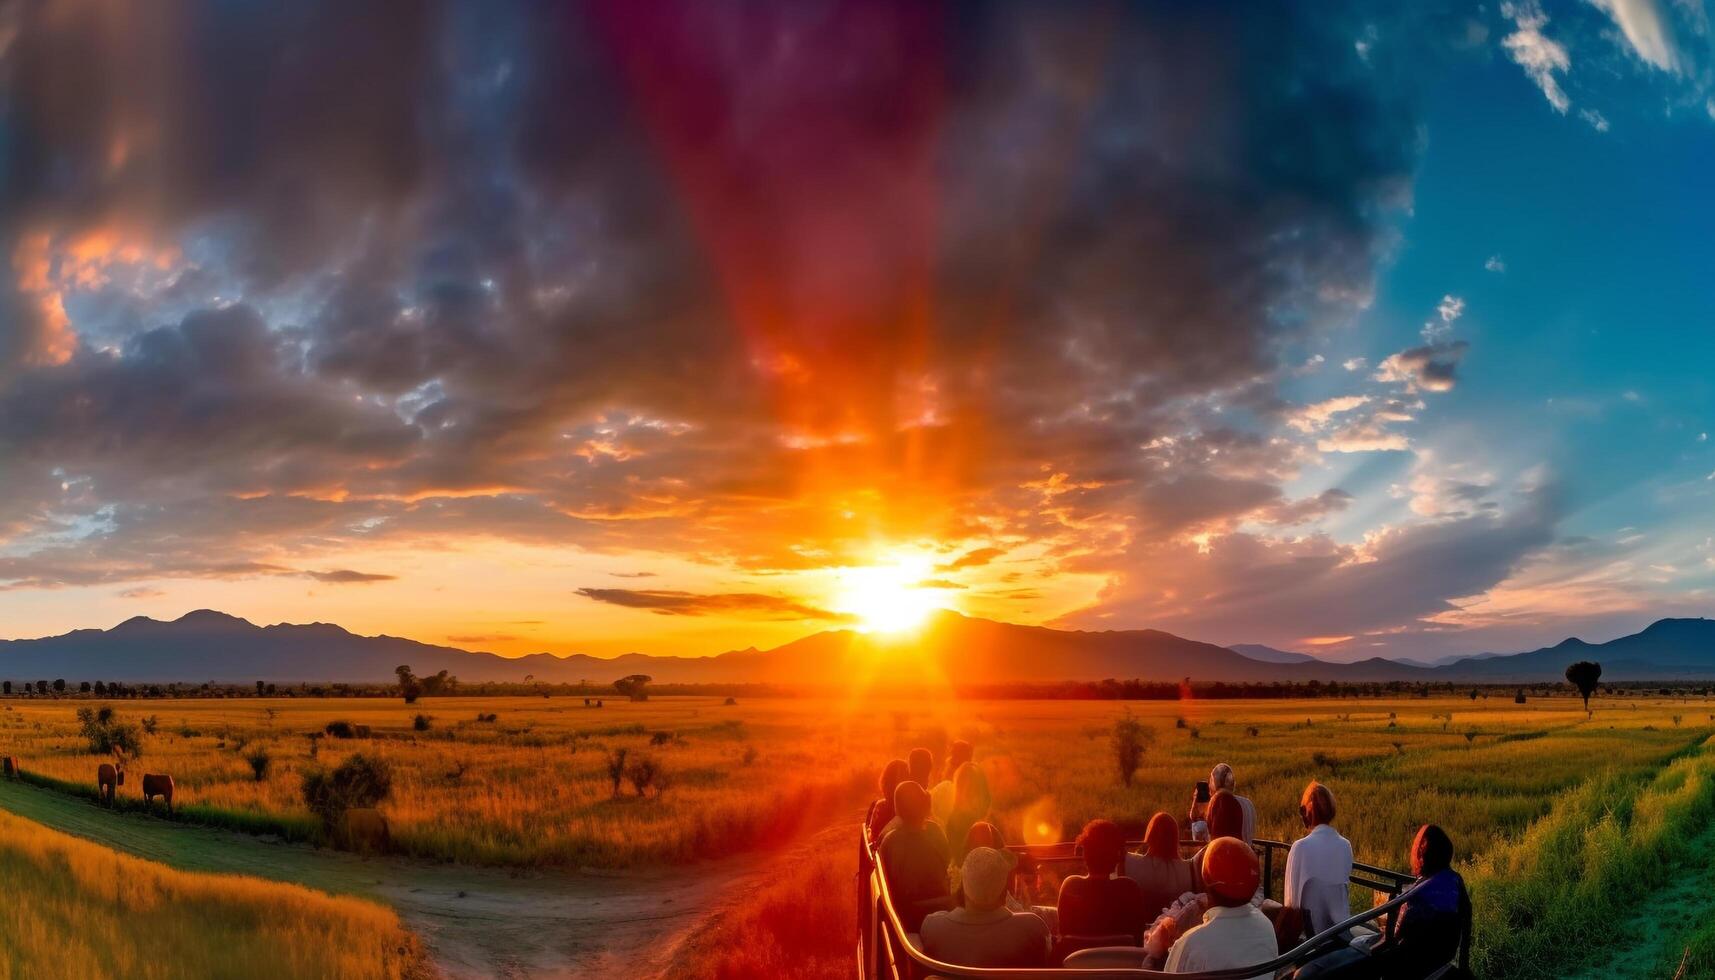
[
  {"left": 1058, "top": 820, "right": 1147, "bottom": 945},
  {"left": 1367, "top": 825, "right": 1468, "bottom": 979},
  {"left": 1125, "top": 812, "right": 1198, "bottom": 919}
]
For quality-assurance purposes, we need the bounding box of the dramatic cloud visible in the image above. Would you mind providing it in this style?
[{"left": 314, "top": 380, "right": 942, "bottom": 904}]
[
  {"left": 1376, "top": 341, "right": 1471, "bottom": 393},
  {"left": 575, "top": 588, "right": 851, "bottom": 621}
]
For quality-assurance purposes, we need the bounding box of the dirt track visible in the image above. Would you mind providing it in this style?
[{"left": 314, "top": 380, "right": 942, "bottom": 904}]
[{"left": 0, "top": 777, "right": 760, "bottom": 978}]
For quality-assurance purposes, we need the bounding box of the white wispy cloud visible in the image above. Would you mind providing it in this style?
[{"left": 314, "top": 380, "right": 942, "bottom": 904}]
[
  {"left": 1502, "top": 1, "right": 1573, "bottom": 113},
  {"left": 1588, "top": 0, "right": 1682, "bottom": 73}
]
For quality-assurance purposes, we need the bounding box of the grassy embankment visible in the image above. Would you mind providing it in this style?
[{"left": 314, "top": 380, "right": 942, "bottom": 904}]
[{"left": 0, "top": 809, "right": 426, "bottom": 980}]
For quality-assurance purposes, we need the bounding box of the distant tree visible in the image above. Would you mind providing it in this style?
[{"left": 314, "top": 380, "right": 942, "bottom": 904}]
[
  {"left": 1565, "top": 661, "right": 1602, "bottom": 715},
  {"left": 36, "top": 681, "right": 47, "bottom": 695},
  {"left": 1515, "top": 689, "right": 1527, "bottom": 704},
  {"left": 52, "top": 679, "right": 65, "bottom": 693},
  {"left": 256, "top": 680, "right": 266, "bottom": 697},
  {"left": 413, "top": 714, "right": 432, "bottom": 732},
  {"left": 79, "top": 681, "right": 91, "bottom": 693},
  {"left": 246, "top": 747, "right": 272, "bottom": 781},
  {"left": 395, "top": 665, "right": 421, "bottom": 704},
  {"left": 614, "top": 674, "right": 653, "bottom": 702},
  {"left": 420, "top": 670, "right": 454, "bottom": 696},
  {"left": 77, "top": 706, "right": 142, "bottom": 757},
  {"left": 625, "top": 754, "right": 664, "bottom": 797},
  {"left": 2, "top": 681, "right": 9, "bottom": 695},
  {"left": 265, "top": 683, "right": 277, "bottom": 695},
  {"left": 1111, "top": 710, "right": 1148, "bottom": 787}
]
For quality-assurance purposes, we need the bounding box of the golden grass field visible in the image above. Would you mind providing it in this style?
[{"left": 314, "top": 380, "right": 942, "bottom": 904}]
[
  {"left": 0, "top": 808, "right": 426, "bottom": 980},
  {"left": 4, "top": 690, "right": 1713, "bottom": 978}
]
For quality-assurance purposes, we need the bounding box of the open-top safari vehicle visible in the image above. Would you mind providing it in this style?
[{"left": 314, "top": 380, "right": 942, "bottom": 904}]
[{"left": 857, "top": 823, "right": 1471, "bottom": 979}]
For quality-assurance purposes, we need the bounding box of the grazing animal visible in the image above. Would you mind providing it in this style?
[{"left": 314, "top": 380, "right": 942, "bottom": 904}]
[
  {"left": 341, "top": 807, "right": 391, "bottom": 853},
  {"left": 97, "top": 762, "right": 125, "bottom": 806},
  {"left": 2, "top": 757, "right": 17, "bottom": 778},
  {"left": 141, "top": 773, "right": 174, "bottom": 812}
]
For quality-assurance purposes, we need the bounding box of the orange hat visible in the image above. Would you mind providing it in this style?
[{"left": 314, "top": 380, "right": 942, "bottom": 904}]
[{"left": 1201, "top": 837, "right": 1260, "bottom": 903}]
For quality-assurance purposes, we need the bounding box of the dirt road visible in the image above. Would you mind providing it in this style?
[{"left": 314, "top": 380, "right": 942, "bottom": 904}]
[{"left": 0, "top": 777, "right": 758, "bottom": 978}]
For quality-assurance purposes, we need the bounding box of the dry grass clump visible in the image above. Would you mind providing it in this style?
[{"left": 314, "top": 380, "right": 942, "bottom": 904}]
[{"left": 0, "top": 810, "right": 427, "bottom": 980}]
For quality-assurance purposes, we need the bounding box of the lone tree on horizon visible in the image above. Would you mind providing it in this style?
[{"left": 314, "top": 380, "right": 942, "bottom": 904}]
[{"left": 1565, "top": 660, "right": 1602, "bottom": 716}]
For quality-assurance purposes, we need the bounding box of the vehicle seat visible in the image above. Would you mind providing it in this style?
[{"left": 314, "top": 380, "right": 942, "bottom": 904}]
[{"left": 1063, "top": 946, "right": 1151, "bottom": 969}]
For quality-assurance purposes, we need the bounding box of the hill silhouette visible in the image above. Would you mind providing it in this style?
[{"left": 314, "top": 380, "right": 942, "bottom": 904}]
[{"left": 0, "top": 609, "right": 1711, "bottom": 685}]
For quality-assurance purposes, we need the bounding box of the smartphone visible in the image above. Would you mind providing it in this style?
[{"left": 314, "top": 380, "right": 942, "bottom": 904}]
[{"left": 1195, "top": 780, "right": 1211, "bottom": 803}]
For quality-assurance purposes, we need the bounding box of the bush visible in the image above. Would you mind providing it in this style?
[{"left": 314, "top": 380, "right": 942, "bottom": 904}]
[
  {"left": 625, "top": 754, "right": 664, "bottom": 796},
  {"left": 413, "top": 714, "right": 432, "bottom": 732},
  {"left": 475, "top": 712, "right": 498, "bottom": 723},
  {"left": 76, "top": 706, "right": 143, "bottom": 758},
  {"left": 1111, "top": 711, "right": 1148, "bottom": 787},
  {"left": 324, "top": 721, "right": 356, "bottom": 739},
  {"left": 301, "top": 754, "right": 393, "bottom": 830},
  {"left": 246, "top": 748, "right": 272, "bottom": 782},
  {"left": 649, "top": 731, "right": 674, "bottom": 746},
  {"left": 605, "top": 748, "right": 629, "bottom": 797}
]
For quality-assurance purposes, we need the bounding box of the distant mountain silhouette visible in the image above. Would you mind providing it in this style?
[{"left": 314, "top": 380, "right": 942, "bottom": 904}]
[
  {"left": 0, "top": 609, "right": 1711, "bottom": 685},
  {"left": 1228, "top": 643, "right": 1317, "bottom": 665}
]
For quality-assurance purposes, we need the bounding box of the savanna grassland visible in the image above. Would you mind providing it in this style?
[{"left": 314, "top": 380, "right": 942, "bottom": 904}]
[
  {"left": 0, "top": 808, "right": 427, "bottom": 980},
  {"left": 4, "top": 691, "right": 1714, "bottom": 978}
]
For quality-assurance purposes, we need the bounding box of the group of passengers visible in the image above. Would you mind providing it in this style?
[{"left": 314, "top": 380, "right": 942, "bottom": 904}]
[{"left": 867, "top": 745, "right": 1467, "bottom": 979}]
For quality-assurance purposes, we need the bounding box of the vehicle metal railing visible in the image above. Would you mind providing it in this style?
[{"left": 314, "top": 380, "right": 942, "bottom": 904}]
[{"left": 857, "top": 822, "right": 1468, "bottom": 979}]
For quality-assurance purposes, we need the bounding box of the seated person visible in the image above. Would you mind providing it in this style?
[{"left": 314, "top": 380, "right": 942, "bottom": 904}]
[
  {"left": 1058, "top": 819, "right": 1147, "bottom": 944},
  {"left": 866, "top": 758, "right": 910, "bottom": 842},
  {"left": 944, "top": 762, "right": 994, "bottom": 863},
  {"left": 1367, "top": 825, "right": 1466, "bottom": 979},
  {"left": 877, "top": 780, "right": 952, "bottom": 932},
  {"left": 921, "top": 846, "right": 1051, "bottom": 967},
  {"left": 1159, "top": 837, "right": 1277, "bottom": 977},
  {"left": 931, "top": 739, "right": 973, "bottom": 824},
  {"left": 1282, "top": 781, "right": 1355, "bottom": 943},
  {"left": 1190, "top": 763, "right": 1257, "bottom": 843},
  {"left": 880, "top": 747, "right": 937, "bottom": 836},
  {"left": 1126, "top": 811, "right": 1199, "bottom": 919}
]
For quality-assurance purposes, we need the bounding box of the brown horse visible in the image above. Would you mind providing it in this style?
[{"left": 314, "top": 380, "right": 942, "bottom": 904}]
[
  {"left": 97, "top": 761, "right": 125, "bottom": 806},
  {"left": 141, "top": 773, "right": 174, "bottom": 812}
]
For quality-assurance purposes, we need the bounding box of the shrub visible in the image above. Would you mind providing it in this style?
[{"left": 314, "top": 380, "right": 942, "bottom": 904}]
[
  {"left": 413, "top": 714, "right": 432, "bottom": 732},
  {"left": 649, "top": 731, "right": 674, "bottom": 746},
  {"left": 741, "top": 745, "right": 758, "bottom": 766},
  {"left": 605, "top": 748, "right": 629, "bottom": 797},
  {"left": 246, "top": 748, "right": 272, "bottom": 782},
  {"left": 324, "top": 720, "right": 356, "bottom": 739},
  {"left": 723, "top": 697, "right": 738, "bottom": 706},
  {"left": 76, "top": 706, "right": 143, "bottom": 758},
  {"left": 1110, "top": 711, "right": 1148, "bottom": 788},
  {"left": 141, "top": 715, "right": 159, "bottom": 734},
  {"left": 475, "top": 712, "right": 498, "bottom": 723},
  {"left": 301, "top": 754, "right": 393, "bottom": 830},
  {"left": 625, "top": 754, "right": 663, "bottom": 796}
]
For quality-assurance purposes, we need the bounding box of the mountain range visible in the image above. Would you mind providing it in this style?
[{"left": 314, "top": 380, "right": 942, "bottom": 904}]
[{"left": 0, "top": 609, "right": 1711, "bottom": 685}]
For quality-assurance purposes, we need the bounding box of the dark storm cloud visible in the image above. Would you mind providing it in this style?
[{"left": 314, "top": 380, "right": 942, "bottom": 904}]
[
  {"left": 575, "top": 587, "right": 852, "bottom": 621},
  {"left": 0, "top": 1, "right": 1445, "bottom": 605}
]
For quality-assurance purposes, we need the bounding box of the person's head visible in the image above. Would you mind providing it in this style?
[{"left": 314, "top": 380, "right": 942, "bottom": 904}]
[
  {"left": 946, "top": 739, "right": 973, "bottom": 778},
  {"left": 893, "top": 780, "right": 931, "bottom": 828},
  {"left": 877, "top": 759, "right": 909, "bottom": 801},
  {"left": 960, "top": 847, "right": 1013, "bottom": 912},
  {"left": 1207, "top": 789, "right": 1244, "bottom": 841},
  {"left": 952, "top": 761, "right": 991, "bottom": 814},
  {"left": 1077, "top": 819, "right": 1126, "bottom": 876},
  {"left": 908, "top": 747, "right": 934, "bottom": 787},
  {"left": 1411, "top": 824, "right": 1454, "bottom": 878},
  {"left": 1300, "top": 781, "right": 1337, "bottom": 829},
  {"left": 1201, "top": 837, "right": 1261, "bottom": 908},
  {"left": 1210, "top": 762, "right": 1235, "bottom": 793},
  {"left": 963, "top": 821, "right": 1005, "bottom": 854},
  {"left": 1145, "top": 811, "right": 1180, "bottom": 860}
]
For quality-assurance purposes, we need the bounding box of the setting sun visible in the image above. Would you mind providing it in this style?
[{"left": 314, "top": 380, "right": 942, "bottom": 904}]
[{"left": 833, "top": 560, "right": 949, "bottom": 634}]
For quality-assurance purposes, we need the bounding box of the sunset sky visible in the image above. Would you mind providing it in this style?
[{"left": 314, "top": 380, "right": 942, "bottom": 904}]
[{"left": 2, "top": 1, "right": 1711, "bottom": 662}]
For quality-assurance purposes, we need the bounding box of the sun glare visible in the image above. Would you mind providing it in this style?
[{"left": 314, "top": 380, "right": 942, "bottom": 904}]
[{"left": 834, "top": 559, "right": 948, "bottom": 634}]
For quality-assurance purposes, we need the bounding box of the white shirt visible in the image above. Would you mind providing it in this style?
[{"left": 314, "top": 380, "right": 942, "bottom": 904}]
[
  {"left": 1189, "top": 793, "right": 1258, "bottom": 844},
  {"left": 1284, "top": 824, "right": 1354, "bottom": 935},
  {"left": 1162, "top": 904, "right": 1277, "bottom": 978}
]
